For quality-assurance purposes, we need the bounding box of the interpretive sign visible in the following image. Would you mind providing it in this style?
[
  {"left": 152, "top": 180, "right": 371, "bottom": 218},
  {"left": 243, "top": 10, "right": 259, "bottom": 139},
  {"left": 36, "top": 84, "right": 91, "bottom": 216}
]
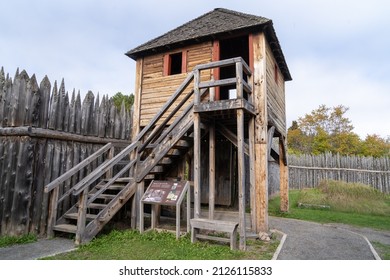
[
  {"left": 140, "top": 180, "right": 191, "bottom": 239},
  {"left": 141, "top": 180, "right": 188, "bottom": 205}
]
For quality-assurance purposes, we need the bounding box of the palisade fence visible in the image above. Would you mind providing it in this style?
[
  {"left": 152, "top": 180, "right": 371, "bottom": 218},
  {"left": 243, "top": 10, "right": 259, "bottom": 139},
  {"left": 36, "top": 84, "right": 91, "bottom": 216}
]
[
  {"left": 288, "top": 153, "right": 390, "bottom": 194},
  {"left": 0, "top": 67, "right": 132, "bottom": 236}
]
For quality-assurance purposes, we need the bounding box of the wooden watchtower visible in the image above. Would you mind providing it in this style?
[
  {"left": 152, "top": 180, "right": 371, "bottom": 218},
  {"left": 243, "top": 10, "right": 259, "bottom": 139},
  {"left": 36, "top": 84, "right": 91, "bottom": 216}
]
[
  {"left": 126, "top": 8, "right": 292, "bottom": 249},
  {"left": 43, "top": 8, "right": 291, "bottom": 249}
]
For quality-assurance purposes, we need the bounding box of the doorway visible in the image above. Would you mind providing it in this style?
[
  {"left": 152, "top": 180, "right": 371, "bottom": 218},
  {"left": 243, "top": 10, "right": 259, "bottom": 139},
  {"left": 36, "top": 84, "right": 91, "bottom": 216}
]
[{"left": 218, "top": 35, "right": 249, "bottom": 100}]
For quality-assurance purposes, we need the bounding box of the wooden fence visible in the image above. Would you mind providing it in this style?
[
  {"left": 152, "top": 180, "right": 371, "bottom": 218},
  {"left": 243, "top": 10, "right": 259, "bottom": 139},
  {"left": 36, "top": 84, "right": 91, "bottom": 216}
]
[
  {"left": 0, "top": 67, "right": 132, "bottom": 236},
  {"left": 288, "top": 153, "right": 390, "bottom": 193}
]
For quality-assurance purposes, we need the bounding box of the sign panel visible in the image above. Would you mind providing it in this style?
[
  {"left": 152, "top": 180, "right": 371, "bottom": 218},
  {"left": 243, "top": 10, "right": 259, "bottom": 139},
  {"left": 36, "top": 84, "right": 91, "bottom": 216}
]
[{"left": 141, "top": 180, "right": 187, "bottom": 206}]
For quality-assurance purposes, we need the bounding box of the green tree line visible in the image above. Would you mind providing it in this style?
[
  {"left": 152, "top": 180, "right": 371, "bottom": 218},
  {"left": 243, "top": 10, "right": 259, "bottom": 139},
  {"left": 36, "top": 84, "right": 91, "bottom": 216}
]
[
  {"left": 287, "top": 104, "right": 390, "bottom": 157},
  {"left": 111, "top": 92, "right": 134, "bottom": 111}
]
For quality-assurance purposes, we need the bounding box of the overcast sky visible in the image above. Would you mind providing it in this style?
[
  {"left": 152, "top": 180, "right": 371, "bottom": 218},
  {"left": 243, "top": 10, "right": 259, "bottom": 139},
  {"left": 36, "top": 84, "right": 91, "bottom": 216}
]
[{"left": 1, "top": 0, "right": 389, "bottom": 139}]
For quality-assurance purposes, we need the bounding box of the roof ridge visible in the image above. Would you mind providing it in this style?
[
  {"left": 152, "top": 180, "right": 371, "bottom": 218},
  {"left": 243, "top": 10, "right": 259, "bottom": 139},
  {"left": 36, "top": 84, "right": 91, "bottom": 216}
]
[{"left": 214, "top": 7, "right": 271, "bottom": 21}]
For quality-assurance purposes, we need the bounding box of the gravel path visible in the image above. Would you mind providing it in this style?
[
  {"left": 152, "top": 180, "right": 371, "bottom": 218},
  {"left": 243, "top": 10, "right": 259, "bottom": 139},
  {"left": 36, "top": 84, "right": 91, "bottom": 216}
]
[{"left": 270, "top": 217, "right": 389, "bottom": 260}]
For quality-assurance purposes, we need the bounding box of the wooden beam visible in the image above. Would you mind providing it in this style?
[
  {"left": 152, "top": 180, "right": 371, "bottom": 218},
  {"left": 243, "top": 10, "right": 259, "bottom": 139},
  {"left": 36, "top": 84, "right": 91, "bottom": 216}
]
[
  {"left": 209, "top": 123, "right": 215, "bottom": 220},
  {"left": 193, "top": 112, "right": 201, "bottom": 219},
  {"left": 267, "top": 126, "right": 275, "bottom": 159},
  {"left": 193, "top": 99, "right": 255, "bottom": 115},
  {"left": 0, "top": 127, "right": 130, "bottom": 146},
  {"left": 217, "top": 123, "right": 249, "bottom": 155},
  {"left": 237, "top": 109, "right": 246, "bottom": 250},
  {"left": 253, "top": 33, "right": 269, "bottom": 233},
  {"left": 279, "top": 136, "right": 289, "bottom": 212},
  {"left": 132, "top": 58, "right": 143, "bottom": 141},
  {"left": 248, "top": 116, "right": 256, "bottom": 232},
  {"left": 212, "top": 40, "right": 220, "bottom": 100}
]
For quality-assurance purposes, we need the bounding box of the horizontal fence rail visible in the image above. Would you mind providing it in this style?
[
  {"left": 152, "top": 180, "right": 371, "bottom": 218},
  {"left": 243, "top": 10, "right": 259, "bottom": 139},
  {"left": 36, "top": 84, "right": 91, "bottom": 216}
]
[{"left": 288, "top": 153, "right": 390, "bottom": 193}]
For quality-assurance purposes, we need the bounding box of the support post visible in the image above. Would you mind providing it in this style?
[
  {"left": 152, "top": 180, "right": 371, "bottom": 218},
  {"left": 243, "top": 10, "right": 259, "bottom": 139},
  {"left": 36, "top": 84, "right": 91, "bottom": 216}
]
[
  {"left": 136, "top": 181, "right": 145, "bottom": 230},
  {"left": 237, "top": 109, "right": 246, "bottom": 250},
  {"left": 75, "top": 188, "right": 88, "bottom": 245},
  {"left": 209, "top": 122, "right": 215, "bottom": 220},
  {"left": 193, "top": 68, "right": 201, "bottom": 219},
  {"left": 248, "top": 117, "right": 256, "bottom": 232},
  {"left": 47, "top": 186, "right": 59, "bottom": 238},
  {"left": 193, "top": 113, "right": 201, "bottom": 219},
  {"left": 253, "top": 33, "right": 269, "bottom": 233},
  {"left": 279, "top": 136, "right": 289, "bottom": 212}
]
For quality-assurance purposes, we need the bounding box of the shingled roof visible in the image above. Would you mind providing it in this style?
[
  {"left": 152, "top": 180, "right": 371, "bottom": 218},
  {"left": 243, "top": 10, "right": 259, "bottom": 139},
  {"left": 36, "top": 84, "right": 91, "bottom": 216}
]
[{"left": 126, "top": 8, "right": 291, "bottom": 81}]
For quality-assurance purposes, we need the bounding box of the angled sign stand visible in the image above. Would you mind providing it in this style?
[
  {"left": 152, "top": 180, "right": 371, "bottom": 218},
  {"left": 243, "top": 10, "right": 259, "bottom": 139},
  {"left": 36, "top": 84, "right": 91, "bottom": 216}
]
[{"left": 140, "top": 180, "right": 190, "bottom": 239}]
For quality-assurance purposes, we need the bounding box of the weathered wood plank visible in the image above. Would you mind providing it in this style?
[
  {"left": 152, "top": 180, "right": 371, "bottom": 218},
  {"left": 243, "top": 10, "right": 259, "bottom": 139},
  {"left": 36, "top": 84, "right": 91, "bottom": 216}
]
[
  {"left": 1, "top": 139, "right": 17, "bottom": 234},
  {"left": 10, "top": 137, "right": 34, "bottom": 235}
]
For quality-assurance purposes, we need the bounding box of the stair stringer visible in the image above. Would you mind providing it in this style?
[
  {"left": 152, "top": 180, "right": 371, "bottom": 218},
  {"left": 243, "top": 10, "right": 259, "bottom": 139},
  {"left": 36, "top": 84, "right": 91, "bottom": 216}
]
[{"left": 81, "top": 180, "right": 137, "bottom": 243}]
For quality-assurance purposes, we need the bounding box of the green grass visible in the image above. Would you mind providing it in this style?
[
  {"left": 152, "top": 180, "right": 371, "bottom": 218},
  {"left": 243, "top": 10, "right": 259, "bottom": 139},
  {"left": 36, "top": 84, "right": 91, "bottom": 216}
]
[
  {"left": 371, "top": 242, "right": 390, "bottom": 260},
  {"left": 269, "top": 180, "right": 390, "bottom": 231},
  {"left": 42, "top": 229, "right": 279, "bottom": 260},
  {"left": 0, "top": 234, "right": 37, "bottom": 248}
]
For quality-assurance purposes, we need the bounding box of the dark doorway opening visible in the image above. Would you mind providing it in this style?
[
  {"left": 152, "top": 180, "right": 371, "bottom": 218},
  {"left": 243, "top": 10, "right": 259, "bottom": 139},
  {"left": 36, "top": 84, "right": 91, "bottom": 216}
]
[{"left": 219, "top": 35, "right": 249, "bottom": 100}]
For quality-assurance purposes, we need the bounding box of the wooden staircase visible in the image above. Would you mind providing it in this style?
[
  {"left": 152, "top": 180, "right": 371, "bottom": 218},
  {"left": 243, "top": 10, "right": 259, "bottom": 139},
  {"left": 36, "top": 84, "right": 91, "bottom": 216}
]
[
  {"left": 44, "top": 71, "right": 200, "bottom": 245},
  {"left": 43, "top": 57, "right": 251, "bottom": 245}
]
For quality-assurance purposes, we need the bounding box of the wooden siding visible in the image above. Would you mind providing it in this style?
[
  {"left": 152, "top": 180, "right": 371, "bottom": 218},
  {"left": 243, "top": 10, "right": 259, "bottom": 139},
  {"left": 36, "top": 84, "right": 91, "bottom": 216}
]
[
  {"left": 139, "top": 42, "right": 213, "bottom": 126},
  {"left": 265, "top": 40, "right": 286, "bottom": 136}
]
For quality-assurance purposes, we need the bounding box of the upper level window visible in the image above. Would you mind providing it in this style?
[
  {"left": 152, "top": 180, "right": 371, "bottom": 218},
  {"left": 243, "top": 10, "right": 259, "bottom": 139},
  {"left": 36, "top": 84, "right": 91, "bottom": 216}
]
[{"left": 164, "top": 51, "right": 187, "bottom": 76}]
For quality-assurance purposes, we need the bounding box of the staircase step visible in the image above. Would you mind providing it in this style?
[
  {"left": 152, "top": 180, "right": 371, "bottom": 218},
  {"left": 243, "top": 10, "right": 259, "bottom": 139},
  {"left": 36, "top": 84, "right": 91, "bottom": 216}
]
[
  {"left": 53, "top": 224, "right": 77, "bottom": 234},
  {"left": 150, "top": 165, "right": 164, "bottom": 174},
  {"left": 96, "top": 183, "right": 126, "bottom": 191},
  {"left": 88, "top": 193, "right": 116, "bottom": 200},
  {"left": 166, "top": 149, "right": 181, "bottom": 157},
  {"left": 159, "top": 157, "right": 173, "bottom": 165},
  {"left": 174, "top": 139, "right": 191, "bottom": 149},
  {"left": 64, "top": 212, "right": 98, "bottom": 221},
  {"left": 88, "top": 203, "right": 108, "bottom": 209},
  {"left": 102, "top": 177, "right": 133, "bottom": 183}
]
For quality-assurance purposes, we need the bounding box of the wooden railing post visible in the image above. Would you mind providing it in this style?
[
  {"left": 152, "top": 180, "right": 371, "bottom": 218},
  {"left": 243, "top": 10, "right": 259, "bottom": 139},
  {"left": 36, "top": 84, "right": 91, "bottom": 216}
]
[
  {"left": 106, "top": 145, "right": 115, "bottom": 179},
  {"left": 75, "top": 188, "right": 88, "bottom": 245},
  {"left": 47, "top": 186, "right": 60, "bottom": 238},
  {"left": 236, "top": 61, "right": 244, "bottom": 99},
  {"left": 194, "top": 69, "right": 200, "bottom": 105}
]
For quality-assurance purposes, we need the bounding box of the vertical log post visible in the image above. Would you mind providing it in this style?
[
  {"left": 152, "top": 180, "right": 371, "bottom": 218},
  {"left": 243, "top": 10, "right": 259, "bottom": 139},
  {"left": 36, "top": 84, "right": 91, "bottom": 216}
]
[
  {"left": 253, "top": 33, "right": 269, "bottom": 233},
  {"left": 209, "top": 122, "right": 215, "bottom": 220},
  {"left": 193, "top": 69, "right": 201, "bottom": 219},
  {"left": 236, "top": 61, "right": 246, "bottom": 250},
  {"left": 75, "top": 188, "right": 88, "bottom": 245},
  {"left": 105, "top": 145, "right": 115, "bottom": 179},
  {"left": 279, "top": 136, "right": 289, "bottom": 212},
  {"left": 47, "top": 186, "right": 60, "bottom": 238}
]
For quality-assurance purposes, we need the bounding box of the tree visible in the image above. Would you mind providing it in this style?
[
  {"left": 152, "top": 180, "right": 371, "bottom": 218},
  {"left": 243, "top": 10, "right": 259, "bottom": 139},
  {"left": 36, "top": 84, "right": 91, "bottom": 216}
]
[
  {"left": 288, "top": 104, "right": 358, "bottom": 155},
  {"left": 111, "top": 92, "right": 134, "bottom": 111},
  {"left": 298, "top": 104, "right": 354, "bottom": 136},
  {"left": 360, "top": 134, "right": 390, "bottom": 157},
  {"left": 287, "top": 104, "right": 389, "bottom": 157}
]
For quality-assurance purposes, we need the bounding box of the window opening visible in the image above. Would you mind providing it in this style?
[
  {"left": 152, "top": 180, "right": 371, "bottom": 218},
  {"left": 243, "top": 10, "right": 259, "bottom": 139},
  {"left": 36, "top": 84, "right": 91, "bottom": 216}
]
[{"left": 169, "top": 52, "right": 182, "bottom": 75}]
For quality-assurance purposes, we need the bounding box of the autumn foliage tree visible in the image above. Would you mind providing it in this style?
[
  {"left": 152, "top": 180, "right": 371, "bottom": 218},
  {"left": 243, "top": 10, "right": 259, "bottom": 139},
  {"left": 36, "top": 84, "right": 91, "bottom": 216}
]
[{"left": 287, "top": 104, "right": 390, "bottom": 157}]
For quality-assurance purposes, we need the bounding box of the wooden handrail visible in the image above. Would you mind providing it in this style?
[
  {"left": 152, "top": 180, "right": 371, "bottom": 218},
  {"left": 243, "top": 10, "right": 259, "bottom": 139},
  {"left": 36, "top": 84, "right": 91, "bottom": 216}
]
[
  {"left": 87, "top": 158, "right": 137, "bottom": 205},
  {"left": 44, "top": 143, "right": 113, "bottom": 193},
  {"left": 139, "top": 89, "right": 194, "bottom": 152},
  {"left": 72, "top": 141, "right": 139, "bottom": 195}
]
